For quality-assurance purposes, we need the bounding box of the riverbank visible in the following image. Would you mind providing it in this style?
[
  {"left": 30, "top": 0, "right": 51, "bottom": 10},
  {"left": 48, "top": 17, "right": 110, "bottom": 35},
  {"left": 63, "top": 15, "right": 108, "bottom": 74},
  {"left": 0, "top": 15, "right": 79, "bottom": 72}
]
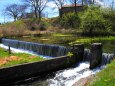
[{"left": 72, "top": 60, "right": 115, "bottom": 86}]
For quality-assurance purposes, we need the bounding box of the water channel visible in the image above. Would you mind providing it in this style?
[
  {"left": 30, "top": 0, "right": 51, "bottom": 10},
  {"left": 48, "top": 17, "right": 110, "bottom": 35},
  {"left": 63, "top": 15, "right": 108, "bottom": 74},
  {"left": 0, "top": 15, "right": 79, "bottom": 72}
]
[{"left": 1, "top": 35, "right": 115, "bottom": 86}]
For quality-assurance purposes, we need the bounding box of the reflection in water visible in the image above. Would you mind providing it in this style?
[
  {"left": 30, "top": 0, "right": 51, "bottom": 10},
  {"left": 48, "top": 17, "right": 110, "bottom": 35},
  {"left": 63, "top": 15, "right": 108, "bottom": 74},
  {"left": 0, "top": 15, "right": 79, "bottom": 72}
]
[{"left": 12, "top": 36, "right": 77, "bottom": 46}]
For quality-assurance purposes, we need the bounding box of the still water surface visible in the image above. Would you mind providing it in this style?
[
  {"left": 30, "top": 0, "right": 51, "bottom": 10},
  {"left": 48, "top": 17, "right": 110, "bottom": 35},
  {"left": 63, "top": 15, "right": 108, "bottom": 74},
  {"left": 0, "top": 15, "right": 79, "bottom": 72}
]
[{"left": 12, "top": 36, "right": 115, "bottom": 53}]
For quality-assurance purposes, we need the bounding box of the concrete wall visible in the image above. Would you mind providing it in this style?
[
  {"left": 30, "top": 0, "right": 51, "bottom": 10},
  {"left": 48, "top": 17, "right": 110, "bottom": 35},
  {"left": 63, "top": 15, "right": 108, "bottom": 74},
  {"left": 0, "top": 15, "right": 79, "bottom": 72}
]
[{"left": 0, "top": 56, "right": 77, "bottom": 84}]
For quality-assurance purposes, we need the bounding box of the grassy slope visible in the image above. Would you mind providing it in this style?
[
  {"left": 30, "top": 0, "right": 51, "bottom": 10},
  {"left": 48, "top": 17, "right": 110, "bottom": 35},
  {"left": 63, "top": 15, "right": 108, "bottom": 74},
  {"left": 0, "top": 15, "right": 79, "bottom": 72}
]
[
  {"left": 89, "top": 60, "right": 115, "bottom": 86},
  {"left": 0, "top": 48, "right": 46, "bottom": 68}
]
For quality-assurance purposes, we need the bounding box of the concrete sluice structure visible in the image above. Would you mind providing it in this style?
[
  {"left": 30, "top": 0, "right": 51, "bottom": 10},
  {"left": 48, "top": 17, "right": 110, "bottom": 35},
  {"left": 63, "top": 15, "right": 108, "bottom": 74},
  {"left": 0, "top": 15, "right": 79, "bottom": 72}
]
[{"left": 0, "top": 38, "right": 114, "bottom": 85}]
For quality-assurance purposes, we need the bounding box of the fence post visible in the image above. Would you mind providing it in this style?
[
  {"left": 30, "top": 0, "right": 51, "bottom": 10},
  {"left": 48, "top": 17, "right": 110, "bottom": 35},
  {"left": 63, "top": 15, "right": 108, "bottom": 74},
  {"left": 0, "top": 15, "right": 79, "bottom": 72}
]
[{"left": 90, "top": 43, "right": 102, "bottom": 69}]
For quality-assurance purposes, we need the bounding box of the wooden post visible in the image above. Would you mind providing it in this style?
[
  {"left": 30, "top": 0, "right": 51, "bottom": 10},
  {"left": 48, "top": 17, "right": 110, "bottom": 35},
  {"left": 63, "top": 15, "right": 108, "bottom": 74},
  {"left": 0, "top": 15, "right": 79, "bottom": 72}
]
[
  {"left": 72, "top": 44, "right": 84, "bottom": 63},
  {"left": 8, "top": 45, "right": 11, "bottom": 55},
  {"left": 90, "top": 43, "right": 102, "bottom": 69}
]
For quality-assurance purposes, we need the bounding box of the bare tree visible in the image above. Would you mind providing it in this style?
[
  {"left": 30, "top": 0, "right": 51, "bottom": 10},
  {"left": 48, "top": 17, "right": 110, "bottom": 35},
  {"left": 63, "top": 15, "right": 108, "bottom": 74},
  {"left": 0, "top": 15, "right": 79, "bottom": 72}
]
[
  {"left": 18, "top": 4, "right": 28, "bottom": 19},
  {"left": 24, "top": 0, "right": 47, "bottom": 20},
  {"left": 82, "top": 0, "right": 84, "bottom": 6},
  {"left": 111, "top": 0, "right": 114, "bottom": 10},
  {"left": 5, "top": 4, "right": 27, "bottom": 21},
  {"left": 93, "top": 0, "right": 95, "bottom": 4},
  {"left": 70, "top": 0, "right": 79, "bottom": 13},
  {"left": 88, "top": 0, "right": 95, "bottom": 4},
  {"left": 54, "top": 0, "right": 65, "bottom": 18}
]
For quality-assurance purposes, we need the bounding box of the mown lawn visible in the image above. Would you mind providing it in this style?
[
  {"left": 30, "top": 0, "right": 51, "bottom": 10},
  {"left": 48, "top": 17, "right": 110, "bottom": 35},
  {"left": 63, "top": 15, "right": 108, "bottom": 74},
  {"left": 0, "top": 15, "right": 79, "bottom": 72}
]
[
  {"left": 89, "top": 60, "right": 115, "bottom": 86},
  {"left": 0, "top": 48, "right": 46, "bottom": 68}
]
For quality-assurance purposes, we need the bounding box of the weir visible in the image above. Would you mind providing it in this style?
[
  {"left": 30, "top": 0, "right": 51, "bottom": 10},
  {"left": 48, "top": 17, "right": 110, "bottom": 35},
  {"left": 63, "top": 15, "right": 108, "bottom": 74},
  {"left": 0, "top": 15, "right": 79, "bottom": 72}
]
[
  {"left": 2, "top": 38, "right": 70, "bottom": 57},
  {"left": 1, "top": 38, "right": 115, "bottom": 66},
  {"left": 1, "top": 38, "right": 115, "bottom": 67}
]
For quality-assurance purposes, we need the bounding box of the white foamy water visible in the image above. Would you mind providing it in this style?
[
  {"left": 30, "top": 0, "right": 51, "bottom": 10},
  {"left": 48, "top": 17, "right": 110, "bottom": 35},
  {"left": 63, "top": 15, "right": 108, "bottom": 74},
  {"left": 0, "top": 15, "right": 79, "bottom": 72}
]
[
  {"left": 48, "top": 62, "right": 104, "bottom": 86},
  {"left": 0, "top": 44, "right": 51, "bottom": 58}
]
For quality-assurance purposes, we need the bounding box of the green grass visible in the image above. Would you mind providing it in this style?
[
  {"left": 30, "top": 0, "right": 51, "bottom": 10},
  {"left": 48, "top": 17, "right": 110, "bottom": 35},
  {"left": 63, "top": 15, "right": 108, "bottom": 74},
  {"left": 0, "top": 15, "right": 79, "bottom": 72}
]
[
  {"left": 89, "top": 60, "right": 115, "bottom": 86},
  {"left": 69, "top": 36, "right": 115, "bottom": 45},
  {"left": 0, "top": 48, "right": 46, "bottom": 68},
  {"left": 52, "top": 33, "right": 73, "bottom": 37}
]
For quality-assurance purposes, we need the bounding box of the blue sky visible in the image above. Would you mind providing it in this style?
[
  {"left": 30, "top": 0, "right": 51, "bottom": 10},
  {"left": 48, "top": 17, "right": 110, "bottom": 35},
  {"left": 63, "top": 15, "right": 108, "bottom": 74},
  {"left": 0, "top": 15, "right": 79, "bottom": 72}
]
[
  {"left": 0, "top": 0, "right": 22, "bottom": 23},
  {"left": 0, "top": 0, "right": 114, "bottom": 23}
]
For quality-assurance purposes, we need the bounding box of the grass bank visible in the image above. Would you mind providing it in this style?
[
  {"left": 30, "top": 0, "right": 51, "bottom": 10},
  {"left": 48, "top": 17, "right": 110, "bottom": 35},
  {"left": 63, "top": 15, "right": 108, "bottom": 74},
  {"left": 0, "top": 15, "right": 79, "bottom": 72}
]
[
  {"left": 69, "top": 36, "right": 115, "bottom": 45},
  {"left": 89, "top": 60, "right": 115, "bottom": 86},
  {"left": 0, "top": 48, "right": 46, "bottom": 68}
]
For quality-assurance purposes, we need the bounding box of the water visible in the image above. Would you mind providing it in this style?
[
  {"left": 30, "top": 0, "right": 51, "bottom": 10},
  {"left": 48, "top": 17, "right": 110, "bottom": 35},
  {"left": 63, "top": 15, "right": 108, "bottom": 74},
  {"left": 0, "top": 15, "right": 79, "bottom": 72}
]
[
  {"left": 10, "top": 36, "right": 115, "bottom": 53},
  {"left": 102, "top": 53, "right": 115, "bottom": 65},
  {"left": 47, "top": 62, "right": 102, "bottom": 86},
  {"left": 1, "top": 38, "right": 115, "bottom": 86},
  {"left": 13, "top": 51, "right": 113, "bottom": 86},
  {"left": 0, "top": 44, "right": 52, "bottom": 58},
  {"left": 11, "top": 35, "right": 76, "bottom": 46},
  {"left": 84, "top": 49, "right": 115, "bottom": 65},
  {"left": 0, "top": 45, "right": 113, "bottom": 86},
  {"left": 2, "top": 38, "right": 70, "bottom": 57},
  {"left": 13, "top": 62, "right": 104, "bottom": 86}
]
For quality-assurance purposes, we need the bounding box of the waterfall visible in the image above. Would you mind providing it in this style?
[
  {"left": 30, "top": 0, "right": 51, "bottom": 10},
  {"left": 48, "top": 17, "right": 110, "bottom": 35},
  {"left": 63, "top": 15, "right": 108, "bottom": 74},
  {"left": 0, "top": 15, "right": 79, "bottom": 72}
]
[
  {"left": 84, "top": 49, "right": 115, "bottom": 65},
  {"left": 1, "top": 38, "right": 70, "bottom": 57},
  {"left": 102, "top": 53, "right": 115, "bottom": 65},
  {"left": 83, "top": 49, "right": 91, "bottom": 62}
]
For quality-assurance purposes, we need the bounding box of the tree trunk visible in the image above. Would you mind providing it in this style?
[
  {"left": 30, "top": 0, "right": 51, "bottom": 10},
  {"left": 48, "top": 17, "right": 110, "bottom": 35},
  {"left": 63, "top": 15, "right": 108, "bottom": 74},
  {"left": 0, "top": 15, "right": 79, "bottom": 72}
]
[
  {"left": 112, "top": 0, "right": 114, "bottom": 11},
  {"left": 34, "top": 8, "right": 38, "bottom": 18},
  {"left": 82, "top": 0, "right": 84, "bottom": 10},
  {"left": 89, "top": 28, "right": 93, "bottom": 36},
  {"left": 38, "top": 11, "right": 41, "bottom": 21},
  {"left": 14, "top": 16, "right": 17, "bottom": 21},
  {"left": 59, "top": 8, "right": 62, "bottom": 18},
  {"left": 59, "top": 4, "right": 63, "bottom": 18},
  {"left": 93, "top": 0, "right": 95, "bottom": 4},
  {"left": 14, "top": 18, "right": 16, "bottom": 21},
  {"left": 75, "top": 0, "right": 77, "bottom": 13}
]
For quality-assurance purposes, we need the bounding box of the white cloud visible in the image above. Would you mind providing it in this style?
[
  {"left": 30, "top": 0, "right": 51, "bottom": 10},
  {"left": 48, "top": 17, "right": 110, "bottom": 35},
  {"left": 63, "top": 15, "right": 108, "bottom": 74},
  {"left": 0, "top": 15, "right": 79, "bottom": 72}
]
[
  {"left": 46, "top": 1, "right": 57, "bottom": 8},
  {"left": 43, "top": 1, "right": 59, "bottom": 18},
  {"left": 95, "top": 0, "right": 104, "bottom": 6}
]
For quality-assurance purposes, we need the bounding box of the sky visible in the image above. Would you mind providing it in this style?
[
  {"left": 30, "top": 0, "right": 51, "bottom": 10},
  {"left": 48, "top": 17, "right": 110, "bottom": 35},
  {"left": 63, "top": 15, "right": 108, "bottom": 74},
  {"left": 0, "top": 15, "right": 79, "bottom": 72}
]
[
  {"left": 0, "top": 0, "right": 114, "bottom": 23},
  {"left": 0, "top": 0, "right": 22, "bottom": 23}
]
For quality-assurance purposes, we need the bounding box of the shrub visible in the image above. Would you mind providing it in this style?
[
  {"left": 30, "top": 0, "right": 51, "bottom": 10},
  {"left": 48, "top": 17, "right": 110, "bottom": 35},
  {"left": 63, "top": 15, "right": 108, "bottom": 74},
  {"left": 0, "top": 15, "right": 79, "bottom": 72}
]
[
  {"left": 81, "top": 6, "right": 112, "bottom": 36},
  {"left": 38, "top": 21, "right": 51, "bottom": 31},
  {"left": 1, "top": 20, "right": 27, "bottom": 37},
  {"left": 39, "top": 23, "right": 46, "bottom": 31},
  {"left": 60, "top": 13, "right": 80, "bottom": 29},
  {"left": 102, "top": 9, "right": 115, "bottom": 31}
]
